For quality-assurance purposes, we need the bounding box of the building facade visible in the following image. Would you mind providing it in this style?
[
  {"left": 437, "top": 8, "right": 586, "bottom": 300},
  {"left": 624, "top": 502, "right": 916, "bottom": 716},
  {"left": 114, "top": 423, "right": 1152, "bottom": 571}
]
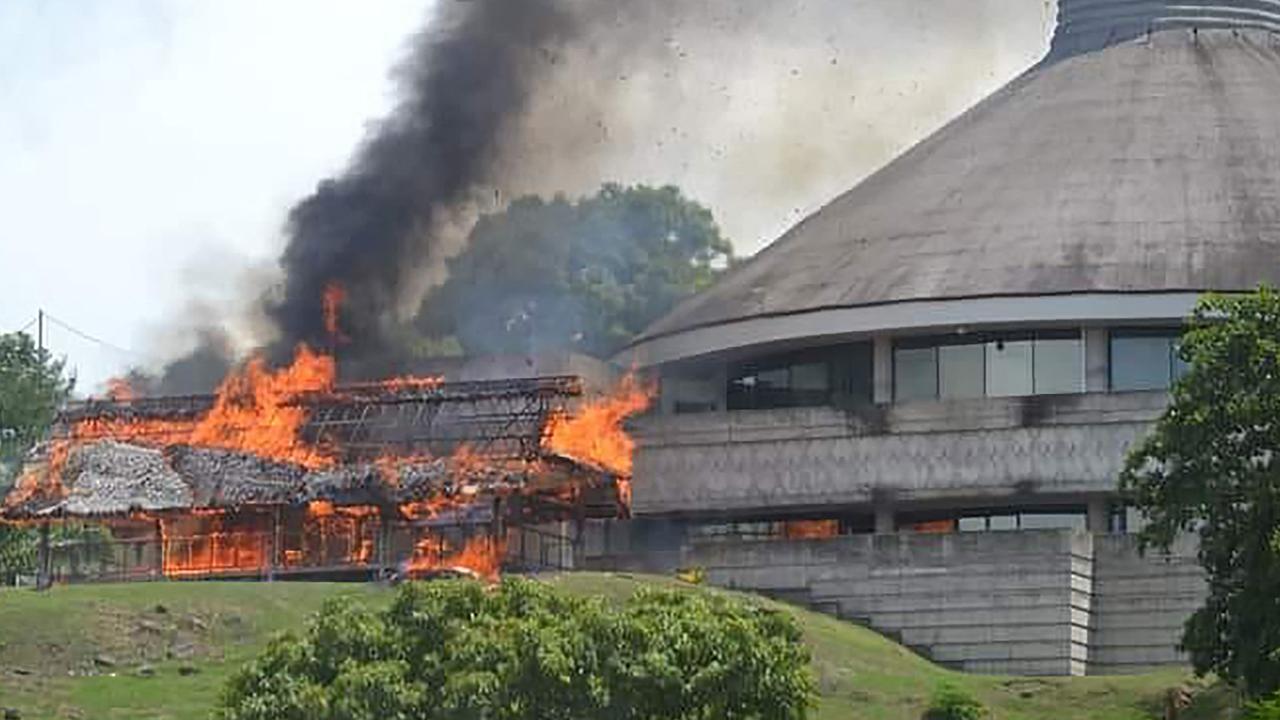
[{"left": 607, "top": 0, "right": 1280, "bottom": 675}]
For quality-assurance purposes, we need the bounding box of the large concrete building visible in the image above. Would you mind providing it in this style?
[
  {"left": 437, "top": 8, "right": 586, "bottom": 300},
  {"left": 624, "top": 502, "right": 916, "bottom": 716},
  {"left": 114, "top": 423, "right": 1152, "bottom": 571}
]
[{"left": 603, "top": 0, "right": 1280, "bottom": 676}]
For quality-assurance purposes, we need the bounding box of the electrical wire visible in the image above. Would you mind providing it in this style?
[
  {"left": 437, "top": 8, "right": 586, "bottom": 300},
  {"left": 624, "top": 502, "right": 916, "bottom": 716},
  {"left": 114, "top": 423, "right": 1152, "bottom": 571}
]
[
  {"left": 42, "top": 312, "right": 140, "bottom": 357},
  {"left": 8, "top": 316, "right": 37, "bottom": 336}
]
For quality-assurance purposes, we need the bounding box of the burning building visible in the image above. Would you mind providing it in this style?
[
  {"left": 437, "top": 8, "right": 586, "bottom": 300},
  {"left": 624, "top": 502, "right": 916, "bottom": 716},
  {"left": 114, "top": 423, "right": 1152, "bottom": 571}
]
[
  {"left": 605, "top": 0, "right": 1280, "bottom": 677},
  {"left": 8, "top": 0, "right": 1280, "bottom": 683},
  {"left": 2, "top": 346, "right": 644, "bottom": 585}
]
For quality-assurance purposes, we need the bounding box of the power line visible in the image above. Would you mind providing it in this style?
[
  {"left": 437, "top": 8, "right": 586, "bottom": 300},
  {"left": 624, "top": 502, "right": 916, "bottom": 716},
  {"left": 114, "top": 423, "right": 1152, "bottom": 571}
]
[
  {"left": 8, "top": 316, "right": 37, "bottom": 336},
  {"left": 41, "top": 312, "right": 140, "bottom": 357}
]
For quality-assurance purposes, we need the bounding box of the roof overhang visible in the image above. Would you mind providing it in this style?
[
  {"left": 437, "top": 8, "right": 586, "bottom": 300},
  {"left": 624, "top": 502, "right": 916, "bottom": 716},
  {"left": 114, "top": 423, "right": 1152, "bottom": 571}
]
[{"left": 619, "top": 291, "right": 1205, "bottom": 368}]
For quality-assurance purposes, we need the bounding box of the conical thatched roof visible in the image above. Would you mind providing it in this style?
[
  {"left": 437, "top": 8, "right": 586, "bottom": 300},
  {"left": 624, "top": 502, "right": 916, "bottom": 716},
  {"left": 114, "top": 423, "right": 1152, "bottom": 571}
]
[{"left": 633, "top": 5, "right": 1280, "bottom": 363}]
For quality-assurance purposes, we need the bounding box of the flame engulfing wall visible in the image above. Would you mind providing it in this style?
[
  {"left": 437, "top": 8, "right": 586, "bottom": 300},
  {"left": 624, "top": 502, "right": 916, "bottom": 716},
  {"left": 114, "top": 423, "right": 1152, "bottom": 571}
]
[
  {"left": 4, "top": 340, "right": 652, "bottom": 583},
  {"left": 544, "top": 374, "right": 655, "bottom": 476},
  {"left": 69, "top": 346, "right": 338, "bottom": 470}
]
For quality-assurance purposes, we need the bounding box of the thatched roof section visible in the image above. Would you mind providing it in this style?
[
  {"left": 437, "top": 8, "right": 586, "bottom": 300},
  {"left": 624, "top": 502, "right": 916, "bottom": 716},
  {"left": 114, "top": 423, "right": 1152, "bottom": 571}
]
[{"left": 3, "top": 440, "right": 604, "bottom": 520}]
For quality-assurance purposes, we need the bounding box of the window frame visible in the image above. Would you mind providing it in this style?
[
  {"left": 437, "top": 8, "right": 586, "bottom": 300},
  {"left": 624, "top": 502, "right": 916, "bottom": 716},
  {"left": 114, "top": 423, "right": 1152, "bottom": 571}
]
[
  {"left": 1108, "top": 327, "right": 1186, "bottom": 392},
  {"left": 892, "top": 329, "right": 1084, "bottom": 402},
  {"left": 727, "top": 342, "right": 872, "bottom": 411}
]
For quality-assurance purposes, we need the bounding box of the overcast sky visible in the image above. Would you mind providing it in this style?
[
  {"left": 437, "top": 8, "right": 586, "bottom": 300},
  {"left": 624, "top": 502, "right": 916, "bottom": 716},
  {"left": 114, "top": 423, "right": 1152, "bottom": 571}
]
[
  {"left": 1, "top": 0, "right": 1051, "bottom": 394},
  {"left": 0, "top": 0, "right": 433, "bottom": 391}
]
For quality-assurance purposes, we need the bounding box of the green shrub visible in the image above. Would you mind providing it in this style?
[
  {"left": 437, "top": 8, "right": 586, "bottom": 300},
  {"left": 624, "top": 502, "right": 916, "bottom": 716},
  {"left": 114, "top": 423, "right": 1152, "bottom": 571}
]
[
  {"left": 923, "top": 682, "right": 987, "bottom": 720},
  {"left": 219, "top": 578, "right": 815, "bottom": 720},
  {"left": 1246, "top": 692, "right": 1280, "bottom": 720}
]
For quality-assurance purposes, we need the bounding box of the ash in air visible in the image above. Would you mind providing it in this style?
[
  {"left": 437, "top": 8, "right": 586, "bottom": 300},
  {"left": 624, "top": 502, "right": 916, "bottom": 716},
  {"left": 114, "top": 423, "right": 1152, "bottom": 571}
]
[{"left": 134, "top": 0, "right": 1047, "bottom": 392}]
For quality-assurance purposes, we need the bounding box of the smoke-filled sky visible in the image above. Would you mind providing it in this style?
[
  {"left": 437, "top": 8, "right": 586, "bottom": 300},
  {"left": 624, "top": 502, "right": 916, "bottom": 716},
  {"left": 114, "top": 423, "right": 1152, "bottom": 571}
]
[{"left": 1, "top": 0, "right": 1054, "bottom": 392}]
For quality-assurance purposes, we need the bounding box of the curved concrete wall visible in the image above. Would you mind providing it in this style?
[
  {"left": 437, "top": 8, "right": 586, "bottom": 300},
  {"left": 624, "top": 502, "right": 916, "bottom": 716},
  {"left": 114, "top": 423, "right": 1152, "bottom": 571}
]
[{"left": 632, "top": 392, "right": 1165, "bottom": 516}]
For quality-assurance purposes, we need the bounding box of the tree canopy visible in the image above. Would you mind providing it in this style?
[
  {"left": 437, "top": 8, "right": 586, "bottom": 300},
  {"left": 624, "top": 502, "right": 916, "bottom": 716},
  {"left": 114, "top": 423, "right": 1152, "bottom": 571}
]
[
  {"left": 1120, "top": 288, "right": 1280, "bottom": 697},
  {"left": 0, "top": 331, "right": 73, "bottom": 581},
  {"left": 219, "top": 578, "right": 814, "bottom": 720},
  {"left": 416, "top": 183, "right": 733, "bottom": 358},
  {"left": 0, "top": 331, "right": 73, "bottom": 484}
]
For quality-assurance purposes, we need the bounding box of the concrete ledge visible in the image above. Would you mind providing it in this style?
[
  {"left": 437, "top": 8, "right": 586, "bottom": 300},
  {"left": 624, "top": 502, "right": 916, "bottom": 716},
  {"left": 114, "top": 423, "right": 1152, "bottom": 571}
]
[
  {"left": 928, "top": 639, "right": 1080, "bottom": 663},
  {"left": 862, "top": 606, "right": 1090, "bottom": 630},
  {"left": 899, "top": 623, "right": 1089, "bottom": 646}
]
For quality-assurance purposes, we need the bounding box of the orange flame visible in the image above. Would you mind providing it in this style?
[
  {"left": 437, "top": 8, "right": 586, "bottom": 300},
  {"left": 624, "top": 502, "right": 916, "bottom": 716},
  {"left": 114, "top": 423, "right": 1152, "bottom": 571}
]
[
  {"left": 405, "top": 534, "right": 505, "bottom": 582},
  {"left": 782, "top": 519, "right": 840, "bottom": 540},
  {"left": 154, "top": 511, "right": 269, "bottom": 577},
  {"left": 543, "top": 373, "right": 654, "bottom": 476},
  {"left": 322, "top": 281, "right": 348, "bottom": 345},
  {"left": 104, "top": 377, "right": 136, "bottom": 401},
  {"left": 64, "top": 345, "right": 336, "bottom": 470}
]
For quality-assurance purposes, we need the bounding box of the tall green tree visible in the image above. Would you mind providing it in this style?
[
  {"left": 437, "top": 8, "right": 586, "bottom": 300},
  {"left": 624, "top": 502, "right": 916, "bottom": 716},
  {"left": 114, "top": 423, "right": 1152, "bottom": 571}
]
[
  {"left": 0, "top": 331, "right": 73, "bottom": 583},
  {"left": 1120, "top": 288, "right": 1280, "bottom": 697},
  {"left": 416, "top": 183, "right": 733, "bottom": 358},
  {"left": 0, "top": 331, "right": 72, "bottom": 479}
]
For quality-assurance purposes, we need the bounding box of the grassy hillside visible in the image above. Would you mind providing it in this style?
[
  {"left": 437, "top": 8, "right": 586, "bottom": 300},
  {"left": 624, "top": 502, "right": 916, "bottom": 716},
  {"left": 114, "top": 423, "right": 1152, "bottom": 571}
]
[{"left": 0, "top": 575, "right": 1240, "bottom": 719}]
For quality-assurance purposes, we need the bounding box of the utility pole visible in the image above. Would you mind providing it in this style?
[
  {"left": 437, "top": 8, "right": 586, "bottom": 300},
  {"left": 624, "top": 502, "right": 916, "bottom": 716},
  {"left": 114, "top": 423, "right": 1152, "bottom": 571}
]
[{"left": 35, "top": 308, "right": 52, "bottom": 591}]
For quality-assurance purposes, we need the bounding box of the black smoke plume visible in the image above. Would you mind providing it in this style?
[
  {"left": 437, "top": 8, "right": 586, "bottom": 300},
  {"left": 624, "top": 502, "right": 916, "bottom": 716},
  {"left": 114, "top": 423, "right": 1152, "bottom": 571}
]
[
  {"left": 139, "top": 0, "right": 1049, "bottom": 391},
  {"left": 266, "top": 0, "right": 579, "bottom": 372}
]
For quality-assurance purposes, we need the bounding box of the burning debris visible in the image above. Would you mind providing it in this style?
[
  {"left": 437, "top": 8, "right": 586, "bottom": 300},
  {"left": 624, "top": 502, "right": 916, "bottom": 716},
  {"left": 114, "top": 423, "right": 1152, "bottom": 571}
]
[
  {"left": 3, "top": 338, "right": 654, "bottom": 583},
  {"left": 543, "top": 373, "right": 654, "bottom": 476}
]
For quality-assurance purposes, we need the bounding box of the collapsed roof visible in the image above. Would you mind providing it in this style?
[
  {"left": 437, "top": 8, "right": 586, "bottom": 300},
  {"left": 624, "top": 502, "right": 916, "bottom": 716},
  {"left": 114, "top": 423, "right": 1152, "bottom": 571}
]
[
  {"left": 1, "top": 375, "right": 614, "bottom": 520},
  {"left": 3, "top": 440, "right": 597, "bottom": 519}
]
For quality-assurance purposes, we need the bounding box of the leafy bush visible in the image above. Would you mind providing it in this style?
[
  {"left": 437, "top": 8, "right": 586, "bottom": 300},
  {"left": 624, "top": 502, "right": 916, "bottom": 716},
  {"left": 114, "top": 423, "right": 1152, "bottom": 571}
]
[
  {"left": 219, "top": 578, "right": 815, "bottom": 720},
  {"left": 0, "top": 525, "right": 36, "bottom": 585},
  {"left": 1246, "top": 692, "right": 1280, "bottom": 720},
  {"left": 922, "top": 682, "right": 986, "bottom": 720}
]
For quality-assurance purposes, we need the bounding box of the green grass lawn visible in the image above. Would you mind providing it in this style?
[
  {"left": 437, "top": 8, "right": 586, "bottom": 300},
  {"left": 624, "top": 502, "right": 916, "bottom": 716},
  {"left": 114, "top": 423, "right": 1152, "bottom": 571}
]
[{"left": 0, "top": 574, "right": 1241, "bottom": 719}]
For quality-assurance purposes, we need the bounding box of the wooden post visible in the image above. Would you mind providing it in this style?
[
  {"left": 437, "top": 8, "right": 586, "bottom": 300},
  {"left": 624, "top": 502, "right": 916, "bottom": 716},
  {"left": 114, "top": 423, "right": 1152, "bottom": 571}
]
[
  {"left": 153, "top": 517, "right": 164, "bottom": 579},
  {"left": 378, "top": 509, "right": 394, "bottom": 579},
  {"left": 268, "top": 507, "right": 281, "bottom": 582},
  {"left": 492, "top": 496, "right": 505, "bottom": 571},
  {"left": 36, "top": 522, "right": 51, "bottom": 590}
]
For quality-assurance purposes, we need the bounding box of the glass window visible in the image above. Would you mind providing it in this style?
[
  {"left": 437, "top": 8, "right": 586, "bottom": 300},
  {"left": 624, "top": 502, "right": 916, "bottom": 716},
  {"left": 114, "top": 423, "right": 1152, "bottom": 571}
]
[
  {"left": 939, "top": 344, "right": 985, "bottom": 399},
  {"left": 894, "top": 347, "right": 937, "bottom": 402},
  {"left": 985, "top": 339, "right": 1033, "bottom": 397},
  {"left": 893, "top": 331, "right": 1085, "bottom": 402},
  {"left": 757, "top": 367, "right": 788, "bottom": 391},
  {"left": 832, "top": 343, "right": 874, "bottom": 403},
  {"left": 958, "top": 516, "right": 987, "bottom": 532},
  {"left": 1019, "top": 512, "right": 1086, "bottom": 531},
  {"left": 1034, "top": 337, "right": 1083, "bottom": 394},
  {"left": 727, "top": 343, "right": 869, "bottom": 410},
  {"left": 1111, "top": 332, "right": 1179, "bottom": 391},
  {"left": 988, "top": 514, "right": 1018, "bottom": 531},
  {"left": 791, "top": 362, "right": 829, "bottom": 391}
]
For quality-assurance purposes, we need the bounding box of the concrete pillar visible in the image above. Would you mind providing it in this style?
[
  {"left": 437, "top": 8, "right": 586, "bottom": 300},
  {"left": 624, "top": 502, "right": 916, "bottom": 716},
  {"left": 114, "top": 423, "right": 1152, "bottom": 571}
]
[
  {"left": 1087, "top": 496, "right": 1109, "bottom": 534},
  {"left": 873, "top": 335, "right": 893, "bottom": 404},
  {"left": 1085, "top": 327, "right": 1109, "bottom": 393},
  {"left": 874, "top": 503, "right": 896, "bottom": 534}
]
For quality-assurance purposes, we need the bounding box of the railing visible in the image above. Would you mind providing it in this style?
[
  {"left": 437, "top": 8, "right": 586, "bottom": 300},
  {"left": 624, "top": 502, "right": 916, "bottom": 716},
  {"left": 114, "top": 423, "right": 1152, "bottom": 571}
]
[{"left": 1050, "top": 0, "right": 1280, "bottom": 61}]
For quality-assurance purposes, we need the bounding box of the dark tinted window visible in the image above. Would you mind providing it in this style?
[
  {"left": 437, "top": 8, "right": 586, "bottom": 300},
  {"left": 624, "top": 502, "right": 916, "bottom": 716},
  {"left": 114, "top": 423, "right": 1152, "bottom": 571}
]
[
  {"left": 727, "top": 342, "right": 871, "bottom": 410},
  {"left": 1110, "top": 329, "right": 1186, "bottom": 391}
]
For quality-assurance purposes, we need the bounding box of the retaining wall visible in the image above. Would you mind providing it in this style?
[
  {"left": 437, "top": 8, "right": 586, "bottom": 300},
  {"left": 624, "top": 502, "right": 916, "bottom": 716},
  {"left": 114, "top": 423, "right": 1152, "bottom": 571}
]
[{"left": 586, "top": 527, "right": 1206, "bottom": 676}]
